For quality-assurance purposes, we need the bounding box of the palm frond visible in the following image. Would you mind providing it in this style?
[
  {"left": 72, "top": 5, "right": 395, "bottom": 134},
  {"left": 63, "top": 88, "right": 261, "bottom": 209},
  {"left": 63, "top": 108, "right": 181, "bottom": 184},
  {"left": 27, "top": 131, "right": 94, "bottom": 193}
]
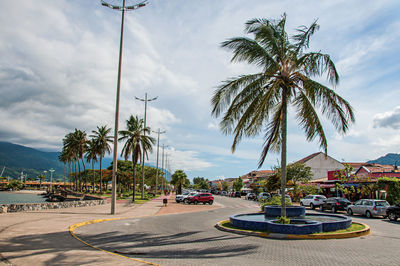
[
  {"left": 292, "top": 19, "right": 320, "bottom": 54},
  {"left": 299, "top": 52, "right": 339, "bottom": 85}
]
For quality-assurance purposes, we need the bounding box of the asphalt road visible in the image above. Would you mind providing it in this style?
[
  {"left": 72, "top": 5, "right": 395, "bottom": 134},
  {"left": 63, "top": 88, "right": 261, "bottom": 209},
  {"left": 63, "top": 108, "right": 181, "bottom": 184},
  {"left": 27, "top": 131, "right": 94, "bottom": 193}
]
[{"left": 75, "top": 196, "right": 400, "bottom": 266}]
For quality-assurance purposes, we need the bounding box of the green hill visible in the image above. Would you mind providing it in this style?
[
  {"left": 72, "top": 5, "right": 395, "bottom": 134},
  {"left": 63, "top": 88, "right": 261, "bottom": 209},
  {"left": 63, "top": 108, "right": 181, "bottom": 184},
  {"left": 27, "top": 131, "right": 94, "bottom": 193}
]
[
  {"left": 0, "top": 142, "right": 64, "bottom": 180},
  {"left": 367, "top": 153, "right": 400, "bottom": 166}
]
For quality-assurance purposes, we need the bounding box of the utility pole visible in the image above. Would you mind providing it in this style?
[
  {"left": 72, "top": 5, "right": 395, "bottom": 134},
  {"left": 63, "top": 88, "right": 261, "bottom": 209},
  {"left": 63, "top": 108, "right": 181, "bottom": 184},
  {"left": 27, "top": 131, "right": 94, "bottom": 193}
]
[
  {"left": 161, "top": 144, "right": 168, "bottom": 194},
  {"left": 101, "top": 0, "right": 148, "bottom": 214},
  {"left": 135, "top": 93, "right": 158, "bottom": 199},
  {"left": 152, "top": 128, "right": 165, "bottom": 195},
  {"left": 49, "top": 168, "right": 55, "bottom": 192}
]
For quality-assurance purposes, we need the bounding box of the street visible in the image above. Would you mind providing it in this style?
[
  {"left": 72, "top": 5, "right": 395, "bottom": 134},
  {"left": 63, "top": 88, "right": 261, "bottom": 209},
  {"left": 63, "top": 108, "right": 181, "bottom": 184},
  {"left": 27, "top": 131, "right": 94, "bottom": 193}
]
[{"left": 75, "top": 196, "right": 400, "bottom": 266}]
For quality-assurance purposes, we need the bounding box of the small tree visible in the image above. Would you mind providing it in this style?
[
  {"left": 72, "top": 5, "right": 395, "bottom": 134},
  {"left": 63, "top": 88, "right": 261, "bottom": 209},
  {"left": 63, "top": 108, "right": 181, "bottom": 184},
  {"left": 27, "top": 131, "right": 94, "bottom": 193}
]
[
  {"left": 171, "top": 170, "right": 189, "bottom": 195},
  {"left": 377, "top": 177, "right": 400, "bottom": 205},
  {"left": 233, "top": 177, "right": 244, "bottom": 192},
  {"left": 222, "top": 181, "right": 229, "bottom": 192}
]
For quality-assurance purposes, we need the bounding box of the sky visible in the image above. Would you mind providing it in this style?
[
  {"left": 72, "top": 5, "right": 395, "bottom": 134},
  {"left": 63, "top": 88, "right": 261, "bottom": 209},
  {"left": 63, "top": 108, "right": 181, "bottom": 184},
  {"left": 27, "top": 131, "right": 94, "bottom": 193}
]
[{"left": 1, "top": 0, "right": 400, "bottom": 181}]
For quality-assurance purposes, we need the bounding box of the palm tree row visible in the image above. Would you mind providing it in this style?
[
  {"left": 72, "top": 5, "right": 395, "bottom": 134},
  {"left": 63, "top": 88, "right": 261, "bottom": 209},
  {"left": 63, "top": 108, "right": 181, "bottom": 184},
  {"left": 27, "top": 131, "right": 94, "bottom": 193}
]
[
  {"left": 60, "top": 115, "right": 156, "bottom": 200},
  {"left": 60, "top": 126, "right": 113, "bottom": 192}
]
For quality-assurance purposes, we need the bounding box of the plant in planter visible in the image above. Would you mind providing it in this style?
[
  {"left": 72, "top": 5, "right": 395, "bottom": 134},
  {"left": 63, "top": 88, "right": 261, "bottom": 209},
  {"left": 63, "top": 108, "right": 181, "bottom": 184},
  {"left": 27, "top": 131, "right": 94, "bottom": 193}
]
[{"left": 275, "top": 216, "right": 291, "bottom": 224}]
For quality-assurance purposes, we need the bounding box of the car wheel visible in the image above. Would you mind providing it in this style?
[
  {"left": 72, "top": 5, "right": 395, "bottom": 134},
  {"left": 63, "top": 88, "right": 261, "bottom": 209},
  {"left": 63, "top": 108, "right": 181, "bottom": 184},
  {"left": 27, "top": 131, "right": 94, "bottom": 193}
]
[
  {"left": 184, "top": 199, "right": 188, "bottom": 204},
  {"left": 194, "top": 200, "right": 198, "bottom": 205},
  {"left": 310, "top": 203, "right": 315, "bottom": 210},
  {"left": 347, "top": 208, "right": 353, "bottom": 216},
  {"left": 176, "top": 200, "right": 180, "bottom": 203},
  {"left": 388, "top": 212, "right": 398, "bottom": 221},
  {"left": 300, "top": 202, "right": 304, "bottom": 206},
  {"left": 331, "top": 206, "right": 336, "bottom": 213},
  {"left": 366, "top": 211, "right": 372, "bottom": 218},
  {"left": 209, "top": 200, "right": 213, "bottom": 205}
]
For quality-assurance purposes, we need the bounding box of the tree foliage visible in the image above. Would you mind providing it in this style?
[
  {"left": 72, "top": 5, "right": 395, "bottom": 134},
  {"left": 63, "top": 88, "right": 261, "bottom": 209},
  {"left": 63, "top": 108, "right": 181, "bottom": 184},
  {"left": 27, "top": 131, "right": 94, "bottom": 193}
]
[
  {"left": 171, "top": 170, "right": 189, "bottom": 195},
  {"left": 233, "top": 177, "right": 244, "bottom": 192},
  {"left": 211, "top": 14, "right": 354, "bottom": 216}
]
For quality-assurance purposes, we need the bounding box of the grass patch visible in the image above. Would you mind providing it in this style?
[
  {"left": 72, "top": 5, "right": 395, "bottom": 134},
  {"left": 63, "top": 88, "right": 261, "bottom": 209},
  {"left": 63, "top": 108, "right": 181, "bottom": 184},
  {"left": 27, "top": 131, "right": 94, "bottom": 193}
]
[
  {"left": 312, "top": 223, "right": 366, "bottom": 235},
  {"left": 220, "top": 220, "right": 366, "bottom": 236}
]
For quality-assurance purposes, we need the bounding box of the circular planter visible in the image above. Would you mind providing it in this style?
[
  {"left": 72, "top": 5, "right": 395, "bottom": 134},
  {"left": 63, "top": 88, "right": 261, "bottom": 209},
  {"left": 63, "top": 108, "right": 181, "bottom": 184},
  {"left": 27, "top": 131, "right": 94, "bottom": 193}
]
[
  {"left": 266, "top": 219, "right": 322, "bottom": 235},
  {"left": 305, "top": 213, "right": 352, "bottom": 232},
  {"left": 264, "top": 205, "right": 306, "bottom": 217}
]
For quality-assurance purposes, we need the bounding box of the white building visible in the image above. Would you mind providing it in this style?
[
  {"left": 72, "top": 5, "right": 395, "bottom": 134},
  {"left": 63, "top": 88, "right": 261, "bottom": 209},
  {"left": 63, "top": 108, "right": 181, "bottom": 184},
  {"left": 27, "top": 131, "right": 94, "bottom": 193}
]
[{"left": 296, "top": 152, "right": 345, "bottom": 180}]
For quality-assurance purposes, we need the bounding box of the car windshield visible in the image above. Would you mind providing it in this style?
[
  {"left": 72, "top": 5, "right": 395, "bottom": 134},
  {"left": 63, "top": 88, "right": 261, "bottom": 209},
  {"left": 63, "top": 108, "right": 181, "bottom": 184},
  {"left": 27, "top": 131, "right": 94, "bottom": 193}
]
[
  {"left": 339, "top": 198, "right": 350, "bottom": 203},
  {"left": 375, "top": 201, "right": 389, "bottom": 207}
]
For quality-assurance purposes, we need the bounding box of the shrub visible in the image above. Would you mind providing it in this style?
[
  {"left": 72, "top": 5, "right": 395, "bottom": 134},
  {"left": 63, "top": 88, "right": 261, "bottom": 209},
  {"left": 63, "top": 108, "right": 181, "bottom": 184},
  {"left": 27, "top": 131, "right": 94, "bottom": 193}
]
[
  {"left": 260, "top": 196, "right": 292, "bottom": 211},
  {"left": 275, "top": 216, "right": 291, "bottom": 224}
]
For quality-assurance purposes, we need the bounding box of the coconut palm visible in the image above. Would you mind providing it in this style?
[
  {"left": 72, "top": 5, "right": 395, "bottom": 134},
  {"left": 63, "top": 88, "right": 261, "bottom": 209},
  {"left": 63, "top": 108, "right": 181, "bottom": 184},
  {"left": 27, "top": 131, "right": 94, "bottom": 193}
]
[
  {"left": 119, "top": 115, "right": 155, "bottom": 201},
  {"left": 171, "top": 170, "right": 189, "bottom": 195},
  {"left": 90, "top": 126, "right": 113, "bottom": 193},
  {"left": 86, "top": 138, "right": 99, "bottom": 193},
  {"left": 211, "top": 14, "right": 355, "bottom": 217},
  {"left": 62, "top": 129, "right": 87, "bottom": 191}
]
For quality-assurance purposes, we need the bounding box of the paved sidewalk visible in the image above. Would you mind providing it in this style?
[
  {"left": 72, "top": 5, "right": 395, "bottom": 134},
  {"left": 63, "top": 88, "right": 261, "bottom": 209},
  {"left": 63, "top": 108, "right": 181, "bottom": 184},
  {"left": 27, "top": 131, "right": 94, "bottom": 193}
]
[{"left": 0, "top": 193, "right": 219, "bottom": 266}]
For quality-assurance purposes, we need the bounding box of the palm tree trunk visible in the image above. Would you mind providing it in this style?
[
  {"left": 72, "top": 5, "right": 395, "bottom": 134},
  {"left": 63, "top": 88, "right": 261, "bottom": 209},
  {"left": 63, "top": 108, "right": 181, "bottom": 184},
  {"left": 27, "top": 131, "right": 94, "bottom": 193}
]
[
  {"left": 281, "top": 86, "right": 288, "bottom": 218},
  {"left": 99, "top": 156, "right": 103, "bottom": 194},
  {"left": 81, "top": 157, "right": 87, "bottom": 192},
  {"left": 77, "top": 159, "right": 81, "bottom": 192},
  {"left": 92, "top": 160, "right": 95, "bottom": 194},
  {"left": 132, "top": 154, "right": 136, "bottom": 202},
  {"left": 63, "top": 162, "right": 66, "bottom": 188}
]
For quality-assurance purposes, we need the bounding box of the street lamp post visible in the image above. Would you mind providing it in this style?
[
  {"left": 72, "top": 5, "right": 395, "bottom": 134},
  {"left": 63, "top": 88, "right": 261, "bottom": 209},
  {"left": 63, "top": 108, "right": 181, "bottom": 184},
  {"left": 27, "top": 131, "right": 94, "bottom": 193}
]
[
  {"left": 49, "top": 168, "right": 55, "bottom": 192},
  {"left": 135, "top": 93, "right": 157, "bottom": 199},
  {"left": 43, "top": 170, "right": 47, "bottom": 190},
  {"left": 160, "top": 144, "right": 168, "bottom": 194},
  {"left": 101, "top": 0, "right": 148, "bottom": 214},
  {"left": 152, "top": 128, "right": 165, "bottom": 195}
]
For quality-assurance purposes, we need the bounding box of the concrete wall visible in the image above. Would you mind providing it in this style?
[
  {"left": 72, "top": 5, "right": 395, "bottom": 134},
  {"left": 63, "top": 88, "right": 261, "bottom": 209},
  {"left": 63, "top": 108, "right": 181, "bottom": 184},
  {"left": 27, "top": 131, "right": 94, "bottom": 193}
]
[{"left": 305, "top": 153, "right": 345, "bottom": 180}]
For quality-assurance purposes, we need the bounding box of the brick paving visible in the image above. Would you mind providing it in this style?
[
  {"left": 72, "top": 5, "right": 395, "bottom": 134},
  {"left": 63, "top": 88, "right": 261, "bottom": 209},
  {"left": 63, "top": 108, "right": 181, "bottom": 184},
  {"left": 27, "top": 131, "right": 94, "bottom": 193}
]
[{"left": 75, "top": 196, "right": 400, "bottom": 266}]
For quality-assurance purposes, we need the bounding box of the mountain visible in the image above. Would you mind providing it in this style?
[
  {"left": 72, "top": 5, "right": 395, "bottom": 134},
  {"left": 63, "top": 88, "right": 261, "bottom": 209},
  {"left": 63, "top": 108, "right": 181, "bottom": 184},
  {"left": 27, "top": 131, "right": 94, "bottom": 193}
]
[
  {"left": 367, "top": 153, "right": 400, "bottom": 166},
  {"left": 0, "top": 142, "right": 112, "bottom": 180}
]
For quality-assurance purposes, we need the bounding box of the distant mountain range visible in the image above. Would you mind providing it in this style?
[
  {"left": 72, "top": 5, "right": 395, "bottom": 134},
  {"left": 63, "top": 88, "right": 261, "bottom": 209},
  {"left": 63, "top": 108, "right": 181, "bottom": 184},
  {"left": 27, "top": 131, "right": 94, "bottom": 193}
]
[
  {"left": 0, "top": 141, "right": 112, "bottom": 181},
  {"left": 0, "top": 141, "right": 172, "bottom": 181},
  {"left": 367, "top": 153, "right": 400, "bottom": 166}
]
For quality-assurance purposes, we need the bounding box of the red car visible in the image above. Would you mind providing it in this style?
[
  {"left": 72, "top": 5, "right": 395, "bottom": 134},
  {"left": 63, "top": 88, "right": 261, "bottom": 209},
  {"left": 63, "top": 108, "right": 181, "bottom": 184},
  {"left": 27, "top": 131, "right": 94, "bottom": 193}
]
[{"left": 185, "top": 193, "right": 214, "bottom": 205}]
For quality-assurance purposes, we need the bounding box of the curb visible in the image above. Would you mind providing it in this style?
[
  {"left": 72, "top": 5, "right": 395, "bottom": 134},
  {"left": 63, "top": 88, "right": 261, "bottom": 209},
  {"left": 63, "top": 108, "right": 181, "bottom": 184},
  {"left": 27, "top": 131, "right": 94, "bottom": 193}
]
[
  {"left": 69, "top": 218, "right": 160, "bottom": 266},
  {"left": 215, "top": 220, "right": 370, "bottom": 240}
]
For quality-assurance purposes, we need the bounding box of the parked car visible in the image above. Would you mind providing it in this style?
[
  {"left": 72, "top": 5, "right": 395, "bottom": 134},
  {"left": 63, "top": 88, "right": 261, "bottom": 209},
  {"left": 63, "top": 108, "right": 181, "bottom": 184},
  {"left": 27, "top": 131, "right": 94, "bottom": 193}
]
[
  {"left": 221, "top": 191, "right": 227, "bottom": 196},
  {"left": 386, "top": 202, "right": 400, "bottom": 221},
  {"left": 320, "top": 197, "right": 351, "bottom": 213},
  {"left": 234, "top": 191, "right": 241, "bottom": 198},
  {"left": 257, "top": 192, "right": 271, "bottom": 201},
  {"left": 228, "top": 192, "right": 235, "bottom": 197},
  {"left": 300, "top": 195, "right": 327, "bottom": 209},
  {"left": 245, "top": 193, "right": 257, "bottom": 200},
  {"left": 175, "top": 191, "right": 197, "bottom": 203},
  {"left": 184, "top": 193, "right": 214, "bottom": 205},
  {"left": 347, "top": 199, "right": 389, "bottom": 218}
]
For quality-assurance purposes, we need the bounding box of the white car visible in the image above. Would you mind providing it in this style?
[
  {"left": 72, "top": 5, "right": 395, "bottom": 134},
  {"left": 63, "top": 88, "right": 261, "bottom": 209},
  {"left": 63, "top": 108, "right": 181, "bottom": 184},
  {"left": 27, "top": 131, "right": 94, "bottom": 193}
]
[
  {"left": 175, "top": 192, "right": 196, "bottom": 203},
  {"left": 300, "top": 195, "right": 327, "bottom": 209}
]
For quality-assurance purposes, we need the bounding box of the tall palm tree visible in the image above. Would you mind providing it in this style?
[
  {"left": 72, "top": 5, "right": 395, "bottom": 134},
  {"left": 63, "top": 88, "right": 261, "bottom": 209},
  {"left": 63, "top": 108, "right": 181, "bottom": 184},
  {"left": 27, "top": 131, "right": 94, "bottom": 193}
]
[
  {"left": 119, "top": 115, "right": 155, "bottom": 202},
  {"left": 171, "top": 170, "right": 189, "bottom": 195},
  {"left": 211, "top": 14, "right": 355, "bottom": 217},
  {"left": 86, "top": 138, "right": 99, "bottom": 193},
  {"left": 90, "top": 125, "right": 113, "bottom": 193},
  {"left": 63, "top": 129, "right": 87, "bottom": 191}
]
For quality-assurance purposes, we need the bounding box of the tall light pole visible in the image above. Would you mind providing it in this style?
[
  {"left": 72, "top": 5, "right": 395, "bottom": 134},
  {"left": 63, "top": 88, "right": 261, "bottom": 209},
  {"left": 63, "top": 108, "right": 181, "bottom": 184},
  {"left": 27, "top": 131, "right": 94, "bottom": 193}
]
[
  {"left": 49, "top": 168, "right": 55, "bottom": 192},
  {"left": 101, "top": 0, "right": 148, "bottom": 214},
  {"left": 152, "top": 128, "right": 165, "bottom": 195},
  {"left": 161, "top": 144, "right": 168, "bottom": 194},
  {"left": 43, "top": 170, "right": 47, "bottom": 190},
  {"left": 135, "top": 93, "right": 158, "bottom": 199}
]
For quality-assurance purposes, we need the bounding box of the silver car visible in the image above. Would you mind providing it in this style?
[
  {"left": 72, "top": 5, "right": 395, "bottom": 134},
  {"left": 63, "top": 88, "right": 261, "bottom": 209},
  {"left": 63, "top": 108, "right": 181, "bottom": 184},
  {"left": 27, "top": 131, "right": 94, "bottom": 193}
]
[{"left": 347, "top": 199, "right": 390, "bottom": 218}]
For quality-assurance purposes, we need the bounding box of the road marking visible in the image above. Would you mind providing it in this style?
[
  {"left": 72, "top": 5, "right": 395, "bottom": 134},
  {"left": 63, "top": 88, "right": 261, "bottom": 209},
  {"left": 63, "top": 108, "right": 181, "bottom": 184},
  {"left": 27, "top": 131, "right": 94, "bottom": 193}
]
[{"left": 69, "top": 218, "right": 160, "bottom": 266}]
